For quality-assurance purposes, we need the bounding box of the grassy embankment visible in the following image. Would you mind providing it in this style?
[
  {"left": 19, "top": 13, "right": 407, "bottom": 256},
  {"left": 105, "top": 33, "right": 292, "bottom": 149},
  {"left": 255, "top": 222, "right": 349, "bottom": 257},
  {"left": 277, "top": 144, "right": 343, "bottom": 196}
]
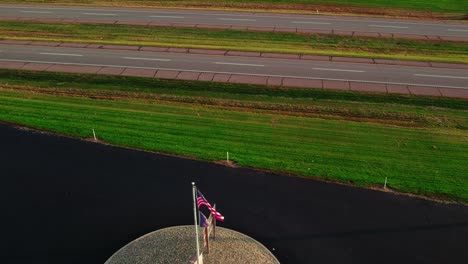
[
  {"left": 1, "top": 22, "right": 467, "bottom": 64},
  {"left": 1, "top": 0, "right": 466, "bottom": 17},
  {"left": 0, "top": 69, "right": 467, "bottom": 202}
]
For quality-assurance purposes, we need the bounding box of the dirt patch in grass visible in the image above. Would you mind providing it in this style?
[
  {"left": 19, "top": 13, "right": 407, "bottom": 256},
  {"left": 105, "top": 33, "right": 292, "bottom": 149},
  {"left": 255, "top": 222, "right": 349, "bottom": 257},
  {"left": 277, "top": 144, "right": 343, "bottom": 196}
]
[{"left": 215, "top": 160, "right": 240, "bottom": 168}]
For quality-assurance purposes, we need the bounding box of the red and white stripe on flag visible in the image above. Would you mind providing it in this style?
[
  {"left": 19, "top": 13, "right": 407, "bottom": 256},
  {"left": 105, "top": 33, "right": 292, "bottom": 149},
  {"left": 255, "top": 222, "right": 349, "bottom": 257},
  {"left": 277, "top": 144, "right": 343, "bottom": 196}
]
[{"left": 197, "top": 190, "right": 225, "bottom": 221}]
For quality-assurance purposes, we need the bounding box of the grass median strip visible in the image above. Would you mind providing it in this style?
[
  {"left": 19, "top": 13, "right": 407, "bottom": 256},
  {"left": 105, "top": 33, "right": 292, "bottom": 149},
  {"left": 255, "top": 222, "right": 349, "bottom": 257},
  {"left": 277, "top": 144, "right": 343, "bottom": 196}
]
[
  {"left": 1, "top": 21, "right": 467, "bottom": 64},
  {"left": 0, "top": 69, "right": 467, "bottom": 202}
]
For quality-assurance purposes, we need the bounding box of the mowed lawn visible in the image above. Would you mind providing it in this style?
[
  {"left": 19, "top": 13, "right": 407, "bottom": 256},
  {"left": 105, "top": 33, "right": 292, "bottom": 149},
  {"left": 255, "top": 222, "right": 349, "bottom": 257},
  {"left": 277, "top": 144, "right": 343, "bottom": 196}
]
[
  {"left": 1, "top": 22, "right": 468, "bottom": 64},
  {"left": 2, "top": 0, "right": 466, "bottom": 14},
  {"left": 0, "top": 70, "right": 467, "bottom": 202}
]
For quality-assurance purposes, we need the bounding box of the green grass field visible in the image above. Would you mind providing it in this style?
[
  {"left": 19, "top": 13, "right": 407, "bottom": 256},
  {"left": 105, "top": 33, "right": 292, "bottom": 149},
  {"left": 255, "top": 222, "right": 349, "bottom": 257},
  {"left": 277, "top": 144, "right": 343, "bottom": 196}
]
[
  {"left": 1, "top": 21, "right": 467, "bottom": 64},
  {"left": 1, "top": 0, "right": 466, "bottom": 15},
  {"left": 0, "top": 69, "right": 467, "bottom": 202}
]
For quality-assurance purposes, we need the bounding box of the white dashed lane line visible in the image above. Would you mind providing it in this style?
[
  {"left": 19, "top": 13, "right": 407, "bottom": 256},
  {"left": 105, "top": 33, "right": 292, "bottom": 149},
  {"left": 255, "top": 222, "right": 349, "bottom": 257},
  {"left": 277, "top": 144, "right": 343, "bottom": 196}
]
[
  {"left": 40, "top": 52, "right": 83, "bottom": 57},
  {"left": 368, "top": 25, "right": 409, "bottom": 29},
  {"left": 82, "top": 13, "right": 117, "bottom": 16},
  {"left": 123, "top": 57, "right": 171, "bottom": 62},
  {"left": 219, "top": 18, "right": 256, "bottom": 22},
  {"left": 20, "top": 10, "right": 52, "bottom": 14},
  {"left": 447, "top": 29, "right": 468, "bottom": 32},
  {"left": 149, "top": 15, "right": 185, "bottom": 19},
  {"left": 214, "top": 62, "right": 264, "bottom": 67},
  {"left": 291, "top": 21, "right": 331, "bottom": 25},
  {"left": 414, "top": 74, "right": 468, "bottom": 80},
  {"left": 313, "top": 68, "right": 365, "bottom": 73}
]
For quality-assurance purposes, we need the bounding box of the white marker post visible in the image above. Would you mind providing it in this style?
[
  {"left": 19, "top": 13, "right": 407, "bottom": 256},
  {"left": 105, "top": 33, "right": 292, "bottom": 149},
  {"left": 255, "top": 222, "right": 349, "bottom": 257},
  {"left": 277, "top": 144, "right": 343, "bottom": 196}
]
[
  {"left": 226, "top": 152, "right": 229, "bottom": 162},
  {"left": 192, "top": 182, "right": 201, "bottom": 264},
  {"left": 384, "top": 177, "right": 388, "bottom": 189},
  {"left": 92, "top": 129, "right": 97, "bottom": 141}
]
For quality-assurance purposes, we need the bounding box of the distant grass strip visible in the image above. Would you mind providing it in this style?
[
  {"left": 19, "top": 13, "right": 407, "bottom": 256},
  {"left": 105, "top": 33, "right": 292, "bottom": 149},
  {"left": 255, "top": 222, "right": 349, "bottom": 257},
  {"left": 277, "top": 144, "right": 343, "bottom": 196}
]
[
  {"left": 1, "top": 21, "right": 467, "bottom": 64},
  {"left": 0, "top": 69, "right": 467, "bottom": 202},
  {"left": 1, "top": 0, "right": 467, "bottom": 15}
]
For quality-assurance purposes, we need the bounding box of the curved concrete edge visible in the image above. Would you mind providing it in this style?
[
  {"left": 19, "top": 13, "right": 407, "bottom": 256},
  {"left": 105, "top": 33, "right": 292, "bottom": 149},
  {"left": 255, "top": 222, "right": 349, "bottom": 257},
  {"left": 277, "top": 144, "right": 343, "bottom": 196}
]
[
  {"left": 0, "top": 39, "right": 467, "bottom": 70},
  {"left": 104, "top": 226, "right": 185, "bottom": 264},
  {"left": 0, "top": 16, "right": 467, "bottom": 43},
  {"left": 105, "top": 225, "right": 280, "bottom": 264},
  {"left": 1, "top": 60, "right": 467, "bottom": 99}
]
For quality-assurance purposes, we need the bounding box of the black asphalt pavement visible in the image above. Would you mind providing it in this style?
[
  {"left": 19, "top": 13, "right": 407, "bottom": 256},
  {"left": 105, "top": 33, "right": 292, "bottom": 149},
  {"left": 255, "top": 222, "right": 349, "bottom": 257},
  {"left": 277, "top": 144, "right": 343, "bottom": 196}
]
[
  {"left": 0, "top": 4, "right": 467, "bottom": 38},
  {"left": 1, "top": 123, "right": 467, "bottom": 264},
  {"left": 1, "top": 44, "right": 467, "bottom": 89}
]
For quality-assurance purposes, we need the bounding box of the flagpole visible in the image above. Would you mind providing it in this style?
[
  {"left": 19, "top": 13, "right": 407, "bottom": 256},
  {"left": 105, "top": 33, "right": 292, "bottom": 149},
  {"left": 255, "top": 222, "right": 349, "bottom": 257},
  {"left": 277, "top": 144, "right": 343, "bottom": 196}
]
[{"left": 192, "top": 182, "right": 201, "bottom": 264}]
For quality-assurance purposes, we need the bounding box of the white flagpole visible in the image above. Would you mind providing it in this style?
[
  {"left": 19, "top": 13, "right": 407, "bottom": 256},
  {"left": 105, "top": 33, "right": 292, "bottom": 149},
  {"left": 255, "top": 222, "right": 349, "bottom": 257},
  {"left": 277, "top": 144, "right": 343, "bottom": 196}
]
[{"left": 192, "top": 182, "right": 201, "bottom": 264}]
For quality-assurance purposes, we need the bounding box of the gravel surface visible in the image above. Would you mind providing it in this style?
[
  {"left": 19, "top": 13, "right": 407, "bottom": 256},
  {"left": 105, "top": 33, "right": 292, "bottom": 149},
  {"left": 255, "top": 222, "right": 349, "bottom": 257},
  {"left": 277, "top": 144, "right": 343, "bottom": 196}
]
[{"left": 105, "top": 225, "right": 279, "bottom": 264}]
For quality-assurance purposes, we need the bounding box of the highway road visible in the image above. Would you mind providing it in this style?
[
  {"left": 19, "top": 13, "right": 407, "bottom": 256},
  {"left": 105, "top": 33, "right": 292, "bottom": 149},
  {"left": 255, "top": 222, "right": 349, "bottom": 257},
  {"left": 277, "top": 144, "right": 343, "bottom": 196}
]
[
  {"left": 0, "top": 4, "right": 468, "bottom": 38},
  {"left": 0, "top": 44, "right": 467, "bottom": 89}
]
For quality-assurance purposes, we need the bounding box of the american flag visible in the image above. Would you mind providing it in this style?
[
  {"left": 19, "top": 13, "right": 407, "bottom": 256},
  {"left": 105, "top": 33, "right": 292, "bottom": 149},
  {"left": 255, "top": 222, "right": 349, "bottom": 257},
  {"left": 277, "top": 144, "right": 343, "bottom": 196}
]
[{"left": 197, "top": 190, "right": 225, "bottom": 221}]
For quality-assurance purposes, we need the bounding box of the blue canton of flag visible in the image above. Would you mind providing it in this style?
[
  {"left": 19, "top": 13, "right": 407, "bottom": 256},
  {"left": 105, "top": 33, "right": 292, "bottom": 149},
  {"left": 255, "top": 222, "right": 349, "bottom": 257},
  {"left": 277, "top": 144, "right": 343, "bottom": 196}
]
[{"left": 199, "top": 211, "right": 210, "bottom": 227}]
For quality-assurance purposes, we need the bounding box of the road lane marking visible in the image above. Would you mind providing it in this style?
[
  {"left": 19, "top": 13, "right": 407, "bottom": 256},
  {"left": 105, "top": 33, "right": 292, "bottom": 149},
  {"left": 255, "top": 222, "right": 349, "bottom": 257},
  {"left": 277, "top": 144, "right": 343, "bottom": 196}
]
[
  {"left": 448, "top": 29, "right": 468, "bottom": 32},
  {"left": 215, "top": 62, "right": 264, "bottom": 67},
  {"left": 82, "top": 13, "right": 117, "bottom": 16},
  {"left": 313, "top": 68, "right": 365, "bottom": 73},
  {"left": 291, "top": 21, "right": 331, "bottom": 25},
  {"left": 414, "top": 74, "right": 468, "bottom": 80},
  {"left": 368, "top": 25, "right": 409, "bottom": 29},
  {"left": 40, "top": 52, "right": 83, "bottom": 57},
  {"left": 20, "top": 10, "right": 53, "bottom": 14},
  {"left": 219, "top": 18, "right": 256, "bottom": 22},
  {"left": 150, "top": 15, "right": 184, "bottom": 19},
  {"left": 0, "top": 58, "right": 466, "bottom": 89},
  {"left": 123, "top": 57, "right": 171, "bottom": 61}
]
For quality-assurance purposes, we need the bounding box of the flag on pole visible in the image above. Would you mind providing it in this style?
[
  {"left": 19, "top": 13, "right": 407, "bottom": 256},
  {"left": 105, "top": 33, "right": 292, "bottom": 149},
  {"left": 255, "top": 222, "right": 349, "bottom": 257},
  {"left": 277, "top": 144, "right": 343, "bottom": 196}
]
[
  {"left": 199, "top": 211, "right": 210, "bottom": 227},
  {"left": 197, "top": 190, "right": 225, "bottom": 221}
]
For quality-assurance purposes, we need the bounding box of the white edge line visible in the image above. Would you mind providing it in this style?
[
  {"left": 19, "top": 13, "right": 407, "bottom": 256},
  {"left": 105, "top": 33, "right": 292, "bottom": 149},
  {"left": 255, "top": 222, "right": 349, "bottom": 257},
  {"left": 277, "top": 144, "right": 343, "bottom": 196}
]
[
  {"left": 0, "top": 58, "right": 466, "bottom": 90},
  {"left": 215, "top": 62, "right": 264, "bottom": 67},
  {"left": 313, "top": 68, "right": 365, "bottom": 73},
  {"left": 414, "top": 74, "right": 468, "bottom": 80},
  {"left": 123, "top": 57, "right": 171, "bottom": 61},
  {"left": 40, "top": 52, "right": 83, "bottom": 57}
]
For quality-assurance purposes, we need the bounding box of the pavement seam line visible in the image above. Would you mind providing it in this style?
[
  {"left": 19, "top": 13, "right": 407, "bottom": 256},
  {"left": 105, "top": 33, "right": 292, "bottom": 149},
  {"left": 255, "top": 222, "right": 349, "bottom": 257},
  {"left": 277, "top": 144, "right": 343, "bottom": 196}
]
[{"left": 437, "top": 88, "right": 443, "bottom": 97}]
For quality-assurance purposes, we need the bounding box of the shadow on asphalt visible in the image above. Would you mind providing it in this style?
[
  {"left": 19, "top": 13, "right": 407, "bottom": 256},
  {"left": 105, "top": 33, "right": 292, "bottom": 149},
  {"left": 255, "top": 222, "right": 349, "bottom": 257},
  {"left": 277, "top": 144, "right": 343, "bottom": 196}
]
[{"left": 0, "top": 123, "right": 467, "bottom": 264}]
